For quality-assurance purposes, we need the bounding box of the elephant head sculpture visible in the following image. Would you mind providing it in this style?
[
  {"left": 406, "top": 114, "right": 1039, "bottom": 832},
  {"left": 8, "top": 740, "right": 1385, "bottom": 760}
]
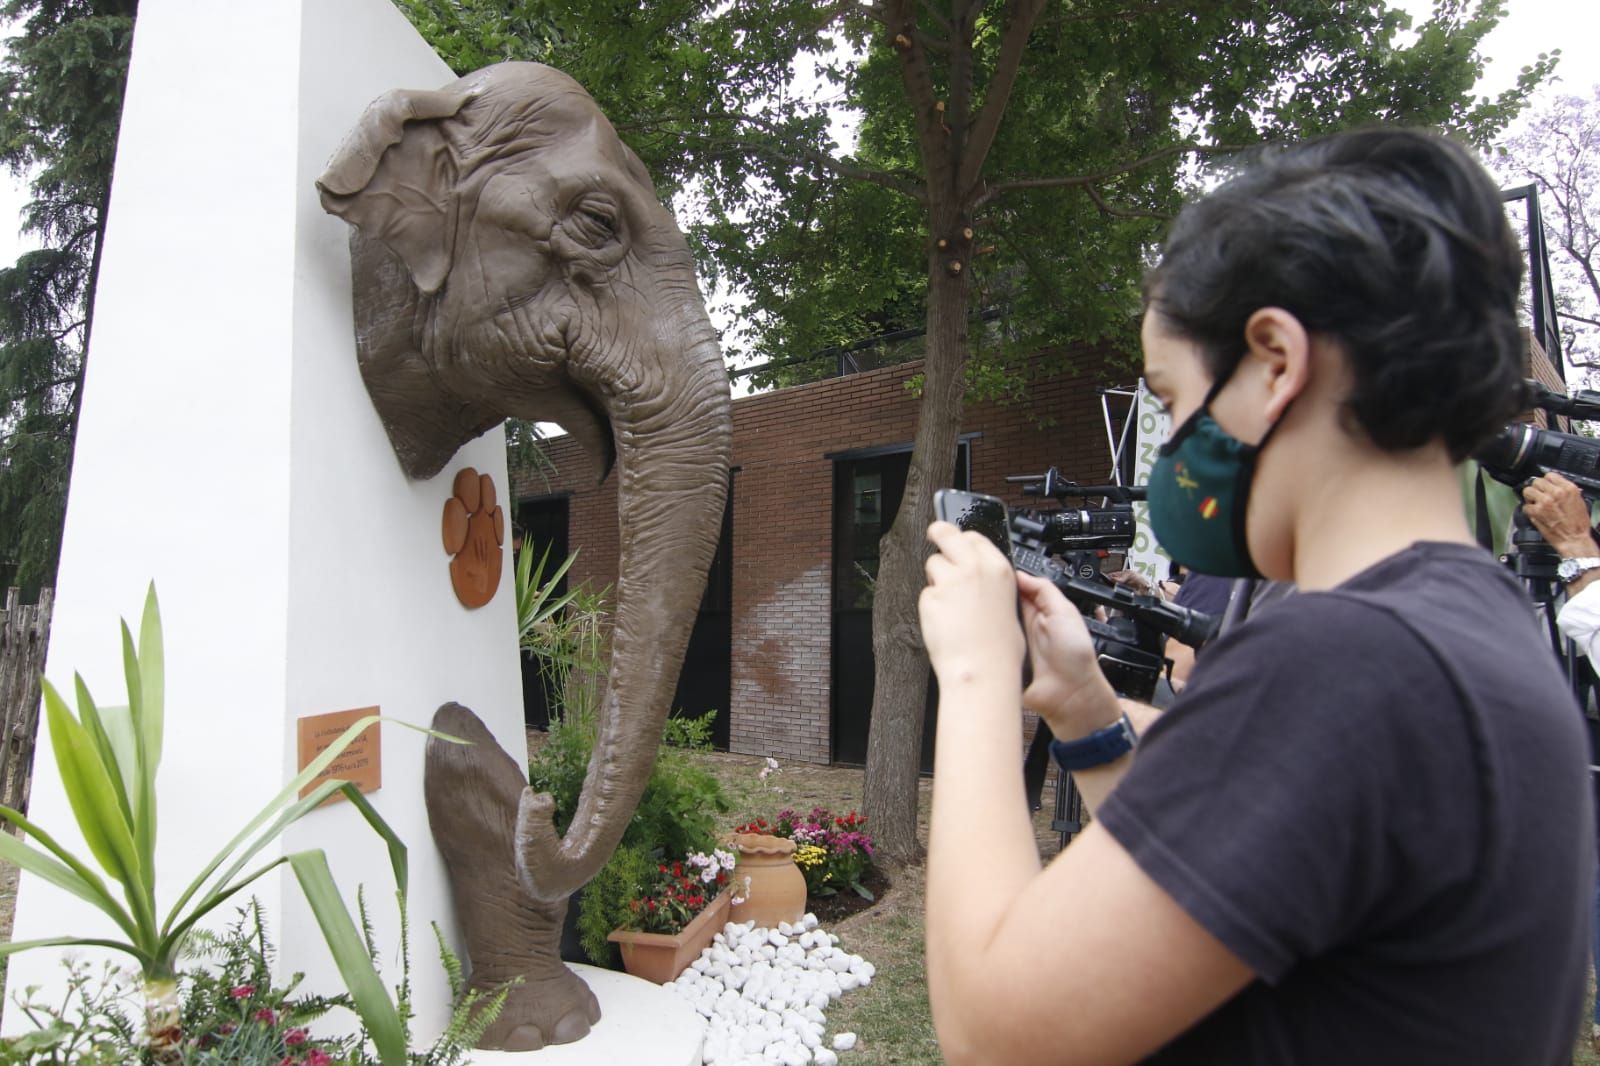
[{"left": 318, "top": 63, "right": 732, "bottom": 1050}]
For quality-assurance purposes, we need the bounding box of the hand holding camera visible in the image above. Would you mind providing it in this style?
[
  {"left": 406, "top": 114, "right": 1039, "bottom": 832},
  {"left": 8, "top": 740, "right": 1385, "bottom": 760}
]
[
  {"left": 1015, "top": 571, "right": 1124, "bottom": 739},
  {"left": 918, "top": 521, "right": 1027, "bottom": 685}
]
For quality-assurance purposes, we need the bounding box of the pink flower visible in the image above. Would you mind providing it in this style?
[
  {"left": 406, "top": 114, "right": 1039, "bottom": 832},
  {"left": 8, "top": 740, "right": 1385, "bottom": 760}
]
[
  {"left": 307, "top": 1049, "right": 334, "bottom": 1066},
  {"left": 229, "top": 985, "right": 255, "bottom": 999},
  {"left": 284, "top": 1028, "right": 308, "bottom": 1046},
  {"left": 254, "top": 1007, "right": 277, "bottom": 1024}
]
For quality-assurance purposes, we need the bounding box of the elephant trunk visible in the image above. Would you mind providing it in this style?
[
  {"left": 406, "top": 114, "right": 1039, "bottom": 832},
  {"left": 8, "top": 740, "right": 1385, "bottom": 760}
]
[{"left": 516, "top": 318, "right": 731, "bottom": 902}]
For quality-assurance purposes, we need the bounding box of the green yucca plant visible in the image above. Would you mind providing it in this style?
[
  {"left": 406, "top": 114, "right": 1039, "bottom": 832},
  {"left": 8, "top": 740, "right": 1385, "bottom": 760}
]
[{"left": 0, "top": 584, "right": 452, "bottom": 1065}]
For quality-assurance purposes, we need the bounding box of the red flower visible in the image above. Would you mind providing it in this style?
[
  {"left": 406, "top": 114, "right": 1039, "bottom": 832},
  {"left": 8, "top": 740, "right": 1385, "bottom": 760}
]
[
  {"left": 646, "top": 899, "right": 657, "bottom": 910},
  {"left": 307, "top": 1052, "right": 334, "bottom": 1066},
  {"left": 229, "top": 985, "right": 255, "bottom": 999},
  {"left": 255, "top": 1007, "right": 277, "bottom": 1024},
  {"left": 284, "top": 1028, "right": 308, "bottom": 1046},
  {"left": 219, "top": 1023, "right": 236, "bottom": 1035}
]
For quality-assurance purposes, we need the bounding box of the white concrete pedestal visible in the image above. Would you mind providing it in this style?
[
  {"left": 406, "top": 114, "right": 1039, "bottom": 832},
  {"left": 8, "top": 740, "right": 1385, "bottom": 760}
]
[
  {"left": 4, "top": 0, "right": 524, "bottom": 1048},
  {"left": 470, "top": 966, "right": 704, "bottom": 1065}
]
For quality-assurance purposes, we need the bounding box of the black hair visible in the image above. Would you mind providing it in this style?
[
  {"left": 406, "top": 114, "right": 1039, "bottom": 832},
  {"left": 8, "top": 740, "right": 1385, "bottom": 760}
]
[{"left": 1144, "top": 128, "right": 1524, "bottom": 462}]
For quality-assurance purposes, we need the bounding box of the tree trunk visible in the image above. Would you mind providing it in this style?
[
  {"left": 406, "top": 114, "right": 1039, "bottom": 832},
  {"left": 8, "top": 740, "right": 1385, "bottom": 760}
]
[{"left": 862, "top": 215, "right": 972, "bottom": 864}]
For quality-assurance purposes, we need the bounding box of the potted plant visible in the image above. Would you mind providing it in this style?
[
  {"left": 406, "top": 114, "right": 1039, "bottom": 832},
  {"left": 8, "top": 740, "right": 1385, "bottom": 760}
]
[
  {"left": 0, "top": 585, "right": 461, "bottom": 1064},
  {"left": 606, "top": 849, "right": 736, "bottom": 984}
]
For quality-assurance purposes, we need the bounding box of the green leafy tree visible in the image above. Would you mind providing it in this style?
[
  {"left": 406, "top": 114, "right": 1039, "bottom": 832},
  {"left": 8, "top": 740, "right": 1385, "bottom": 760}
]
[
  {"left": 0, "top": 0, "right": 135, "bottom": 598},
  {"left": 404, "top": 0, "right": 1551, "bottom": 861}
]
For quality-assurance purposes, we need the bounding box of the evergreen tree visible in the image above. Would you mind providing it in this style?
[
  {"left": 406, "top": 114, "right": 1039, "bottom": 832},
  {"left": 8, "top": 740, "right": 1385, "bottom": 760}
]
[{"left": 0, "top": 0, "right": 135, "bottom": 598}]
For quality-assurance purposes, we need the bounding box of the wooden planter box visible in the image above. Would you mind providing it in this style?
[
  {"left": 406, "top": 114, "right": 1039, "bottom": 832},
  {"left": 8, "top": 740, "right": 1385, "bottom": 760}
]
[{"left": 607, "top": 889, "right": 733, "bottom": 984}]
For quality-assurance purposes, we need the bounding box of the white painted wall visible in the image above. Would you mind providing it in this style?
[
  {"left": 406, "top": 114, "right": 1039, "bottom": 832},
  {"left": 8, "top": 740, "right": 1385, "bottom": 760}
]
[{"left": 8, "top": 0, "right": 524, "bottom": 1045}]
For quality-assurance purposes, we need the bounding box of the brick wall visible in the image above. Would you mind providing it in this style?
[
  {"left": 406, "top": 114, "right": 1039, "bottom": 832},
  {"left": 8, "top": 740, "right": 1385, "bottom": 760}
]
[{"left": 512, "top": 346, "right": 1131, "bottom": 764}]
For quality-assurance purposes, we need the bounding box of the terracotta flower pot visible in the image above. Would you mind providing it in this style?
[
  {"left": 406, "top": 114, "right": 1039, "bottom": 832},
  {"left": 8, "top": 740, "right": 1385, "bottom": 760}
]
[
  {"left": 608, "top": 889, "right": 732, "bottom": 985},
  {"left": 729, "top": 833, "right": 806, "bottom": 930}
]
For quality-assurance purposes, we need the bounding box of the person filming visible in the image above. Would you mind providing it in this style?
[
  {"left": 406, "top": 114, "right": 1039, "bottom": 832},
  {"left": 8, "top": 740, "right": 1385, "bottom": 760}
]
[
  {"left": 918, "top": 128, "right": 1592, "bottom": 1064},
  {"left": 1523, "top": 470, "right": 1600, "bottom": 643}
]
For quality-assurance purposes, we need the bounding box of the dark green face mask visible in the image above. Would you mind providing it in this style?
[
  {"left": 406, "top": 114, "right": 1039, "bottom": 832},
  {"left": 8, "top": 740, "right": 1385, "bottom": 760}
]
[{"left": 1146, "top": 377, "right": 1284, "bottom": 579}]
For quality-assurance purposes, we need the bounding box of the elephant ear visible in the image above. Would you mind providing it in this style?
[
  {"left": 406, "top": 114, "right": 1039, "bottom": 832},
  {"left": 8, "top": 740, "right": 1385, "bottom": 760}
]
[{"left": 317, "top": 88, "right": 474, "bottom": 295}]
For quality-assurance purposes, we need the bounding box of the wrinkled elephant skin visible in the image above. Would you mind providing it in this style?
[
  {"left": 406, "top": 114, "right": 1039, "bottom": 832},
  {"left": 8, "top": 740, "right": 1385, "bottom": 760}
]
[
  {"left": 424, "top": 704, "right": 599, "bottom": 1051},
  {"left": 319, "top": 63, "right": 732, "bottom": 1048}
]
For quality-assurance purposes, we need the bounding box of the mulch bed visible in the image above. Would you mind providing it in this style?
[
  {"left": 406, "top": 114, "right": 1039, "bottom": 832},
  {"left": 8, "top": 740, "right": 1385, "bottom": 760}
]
[{"left": 807, "top": 864, "right": 893, "bottom": 926}]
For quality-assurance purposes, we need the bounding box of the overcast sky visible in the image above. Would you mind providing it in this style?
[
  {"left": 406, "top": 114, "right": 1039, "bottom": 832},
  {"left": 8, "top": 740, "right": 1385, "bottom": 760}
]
[{"left": 0, "top": 2, "right": 1592, "bottom": 327}]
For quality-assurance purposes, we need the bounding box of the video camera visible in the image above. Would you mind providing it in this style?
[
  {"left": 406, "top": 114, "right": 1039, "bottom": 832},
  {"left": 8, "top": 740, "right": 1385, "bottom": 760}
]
[
  {"left": 1475, "top": 380, "right": 1600, "bottom": 495},
  {"left": 933, "top": 486, "right": 1218, "bottom": 703},
  {"left": 1005, "top": 466, "right": 1141, "bottom": 552},
  {"left": 1473, "top": 380, "right": 1600, "bottom": 701}
]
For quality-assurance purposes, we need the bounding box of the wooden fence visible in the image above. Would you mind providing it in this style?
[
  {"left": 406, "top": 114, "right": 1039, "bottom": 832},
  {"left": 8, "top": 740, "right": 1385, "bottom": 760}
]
[{"left": 0, "top": 587, "right": 53, "bottom": 818}]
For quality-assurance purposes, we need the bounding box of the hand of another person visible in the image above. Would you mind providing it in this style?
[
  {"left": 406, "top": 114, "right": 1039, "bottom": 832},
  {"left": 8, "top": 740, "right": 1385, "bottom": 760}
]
[
  {"left": 1105, "top": 569, "right": 1152, "bottom": 595},
  {"left": 1522, "top": 472, "right": 1599, "bottom": 558},
  {"left": 919, "top": 522, "right": 1026, "bottom": 683},
  {"left": 1016, "top": 571, "right": 1122, "bottom": 739}
]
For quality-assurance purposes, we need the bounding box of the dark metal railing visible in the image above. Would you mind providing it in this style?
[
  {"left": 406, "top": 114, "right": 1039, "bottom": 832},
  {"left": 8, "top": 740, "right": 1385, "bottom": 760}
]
[
  {"left": 1503, "top": 183, "right": 1564, "bottom": 380},
  {"left": 728, "top": 308, "right": 1005, "bottom": 384}
]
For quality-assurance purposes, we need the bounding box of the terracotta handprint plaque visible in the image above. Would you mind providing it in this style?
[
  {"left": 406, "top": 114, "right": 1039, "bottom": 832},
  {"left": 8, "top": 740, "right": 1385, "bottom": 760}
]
[{"left": 442, "top": 466, "right": 505, "bottom": 608}]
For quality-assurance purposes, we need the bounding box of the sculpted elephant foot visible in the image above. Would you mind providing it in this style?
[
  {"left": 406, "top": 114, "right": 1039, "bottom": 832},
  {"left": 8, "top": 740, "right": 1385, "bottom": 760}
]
[
  {"left": 478, "top": 957, "right": 601, "bottom": 1051},
  {"left": 424, "top": 703, "right": 601, "bottom": 1050}
]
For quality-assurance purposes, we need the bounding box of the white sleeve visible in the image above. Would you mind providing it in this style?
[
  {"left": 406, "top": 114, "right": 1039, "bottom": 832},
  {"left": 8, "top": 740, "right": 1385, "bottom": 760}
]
[{"left": 1556, "top": 582, "right": 1600, "bottom": 663}]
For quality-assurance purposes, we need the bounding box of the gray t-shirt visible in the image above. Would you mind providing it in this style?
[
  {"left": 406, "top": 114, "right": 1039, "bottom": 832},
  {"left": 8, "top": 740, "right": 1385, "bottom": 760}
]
[{"left": 1098, "top": 541, "right": 1594, "bottom": 1064}]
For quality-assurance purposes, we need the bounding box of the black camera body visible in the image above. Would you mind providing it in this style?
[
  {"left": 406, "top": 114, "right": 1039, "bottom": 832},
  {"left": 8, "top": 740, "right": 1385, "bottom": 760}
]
[
  {"left": 1014, "top": 505, "right": 1137, "bottom": 553},
  {"left": 1476, "top": 421, "right": 1600, "bottom": 495}
]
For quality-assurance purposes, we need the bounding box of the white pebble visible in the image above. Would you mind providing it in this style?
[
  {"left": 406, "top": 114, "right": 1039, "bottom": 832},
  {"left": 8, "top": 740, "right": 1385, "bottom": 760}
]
[{"left": 667, "top": 919, "right": 869, "bottom": 1066}]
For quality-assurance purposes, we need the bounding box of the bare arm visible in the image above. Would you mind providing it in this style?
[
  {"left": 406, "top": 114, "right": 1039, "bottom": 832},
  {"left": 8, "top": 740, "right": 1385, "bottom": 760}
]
[
  {"left": 1523, "top": 471, "right": 1600, "bottom": 595},
  {"left": 920, "top": 524, "right": 1252, "bottom": 1065}
]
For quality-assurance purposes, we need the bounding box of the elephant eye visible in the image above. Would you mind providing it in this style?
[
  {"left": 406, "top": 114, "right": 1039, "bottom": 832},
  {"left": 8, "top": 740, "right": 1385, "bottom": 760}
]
[{"left": 567, "top": 196, "right": 621, "bottom": 247}]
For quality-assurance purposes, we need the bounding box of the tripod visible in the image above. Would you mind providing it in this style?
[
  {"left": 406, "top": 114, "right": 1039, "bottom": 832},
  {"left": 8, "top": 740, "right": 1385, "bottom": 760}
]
[{"left": 1503, "top": 508, "right": 1597, "bottom": 710}]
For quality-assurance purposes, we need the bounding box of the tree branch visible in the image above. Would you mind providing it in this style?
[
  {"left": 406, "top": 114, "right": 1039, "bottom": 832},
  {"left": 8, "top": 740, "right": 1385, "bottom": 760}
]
[
  {"left": 1557, "top": 310, "right": 1600, "bottom": 330},
  {"left": 726, "top": 111, "right": 927, "bottom": 198},
  {"left": 1083, "top": 183, "right": 1174, "bottom": 221},
  {"left": 1056, "top": 0, "right": 1190, "bottom": 24},
  {"left": 620, "top": 114, "right": 926, "bottom": 200},
  {"left": 883, "top": 0, "right": 952, "bottom": 194},
  {"left": 915, "top": 0, "right": 950, "bottom": 33},
  {"left": 957, "top": 0, "right": 1047, "bottom": 198},
  {"left": 977, "top": 142, "right": 1246, "bottom": 206}
]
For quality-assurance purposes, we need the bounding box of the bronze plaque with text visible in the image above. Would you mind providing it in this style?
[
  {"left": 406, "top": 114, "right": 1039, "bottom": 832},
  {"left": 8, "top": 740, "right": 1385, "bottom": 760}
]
[{"left": 297, "top": 706, "right": 381, "bottom": 803}]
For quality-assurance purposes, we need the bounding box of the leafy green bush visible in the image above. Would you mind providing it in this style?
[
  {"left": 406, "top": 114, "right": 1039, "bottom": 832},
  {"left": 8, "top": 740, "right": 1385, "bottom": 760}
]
[
  {"left": 0, "top": 585, "right": 443, "bottom": 1064},
  {"left": 519, "top": 549, "right": 733, "bottom": 964},
  {"left": 0, "top": 897, "right": 509, "bottom": 1065},
  {"left": 574, "top": 845, "right": 654, "bottom": 967},
  {"left": 530, "top": 711, "right": 732, "bottom": 965}
]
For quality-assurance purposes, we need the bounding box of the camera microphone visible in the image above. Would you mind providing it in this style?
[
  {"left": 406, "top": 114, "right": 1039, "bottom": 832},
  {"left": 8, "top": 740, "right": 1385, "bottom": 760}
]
[
  {"left": 1009, "top": 541, "right": 1220, "bottom": 648},
  {"left": 1520, "top": 379, "right": 1600, "bottom": 421}
]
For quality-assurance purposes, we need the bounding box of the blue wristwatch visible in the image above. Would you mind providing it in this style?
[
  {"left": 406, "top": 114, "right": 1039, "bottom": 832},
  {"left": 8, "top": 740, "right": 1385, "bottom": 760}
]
[{"left": 1049, "top": 713, "right": 1138, "bottom": 772}]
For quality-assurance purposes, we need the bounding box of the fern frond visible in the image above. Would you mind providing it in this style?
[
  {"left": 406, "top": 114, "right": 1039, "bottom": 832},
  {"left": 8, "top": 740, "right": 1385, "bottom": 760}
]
[{"left": 432, "top": 922, "right": 465, "bottom": 1000}]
